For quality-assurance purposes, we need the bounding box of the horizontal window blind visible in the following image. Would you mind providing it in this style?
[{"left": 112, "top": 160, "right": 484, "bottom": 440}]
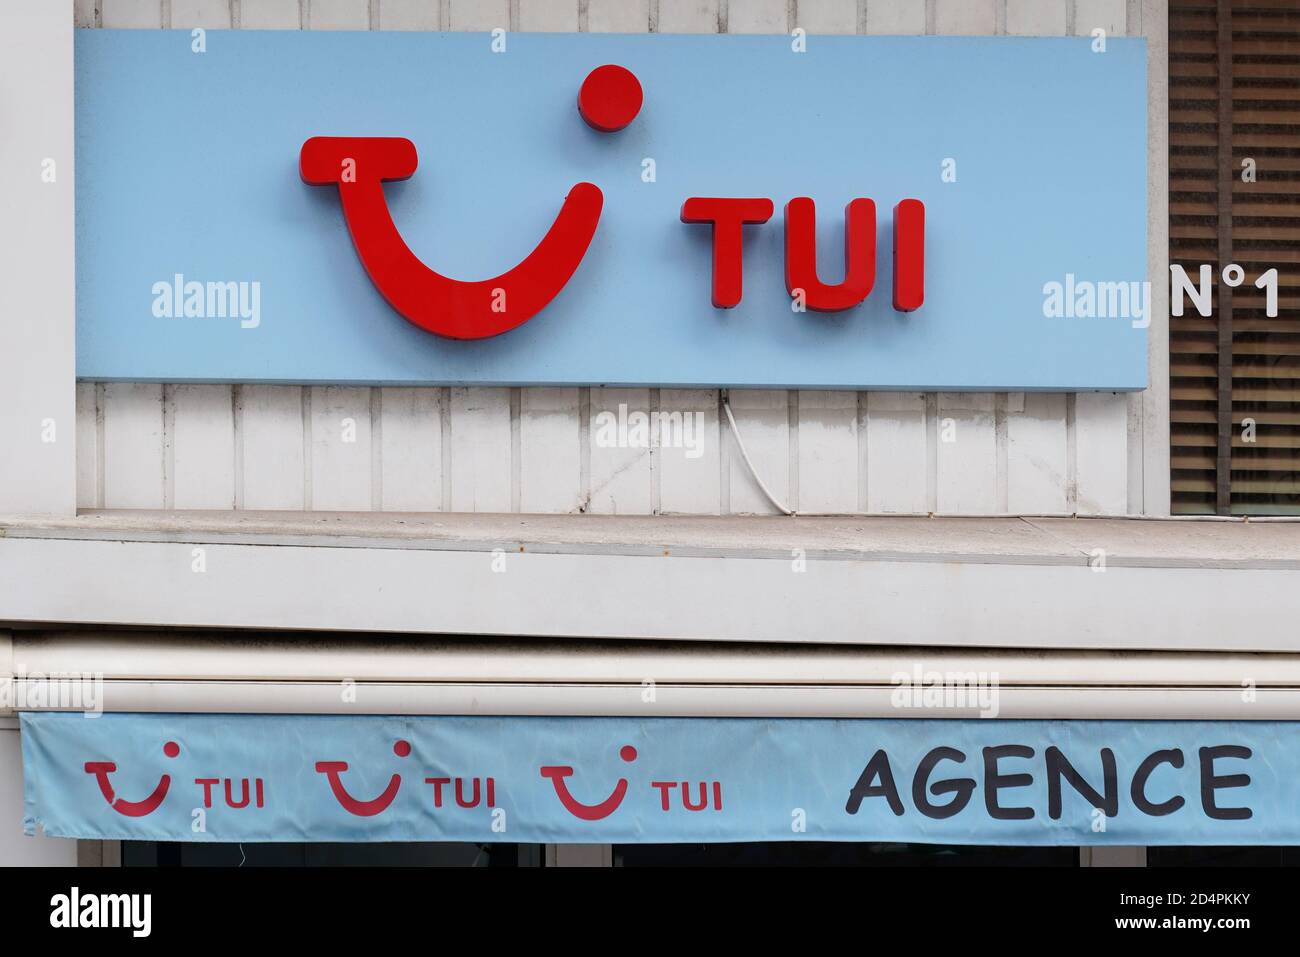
[{"left": 1171, "top": 0, "right": 1300, "bottom": 514}]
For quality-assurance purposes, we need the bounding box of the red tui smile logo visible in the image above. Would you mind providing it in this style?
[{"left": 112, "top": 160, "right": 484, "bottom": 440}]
[
  {"left": 300, "top": 65, "right": 642, "bottom": 341},
  {"left": 84, "top": 740, "right": 180, "bottom": 818},
  {"left": 540, "top": 744, "right": 638, "bottom": 821},
  {"left": 315, "top": 739, "right": 412, "bottom": 817}
]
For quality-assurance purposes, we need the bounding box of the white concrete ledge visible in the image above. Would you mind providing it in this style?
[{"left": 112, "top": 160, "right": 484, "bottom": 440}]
[
  {"left": 1, "top": 510, "right": 1297, "bottom": 567},
  {"left": 0, "top": 512, "right": 1296, "bottom": 651}
]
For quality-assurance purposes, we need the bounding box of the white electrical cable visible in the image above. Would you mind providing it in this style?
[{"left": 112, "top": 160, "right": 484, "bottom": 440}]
[
  {"left": 722, "top": 391, "right": 796, "bottom": 516},
  {"left": 721, "top": 391, "right": 1300, "bottom": 522}
]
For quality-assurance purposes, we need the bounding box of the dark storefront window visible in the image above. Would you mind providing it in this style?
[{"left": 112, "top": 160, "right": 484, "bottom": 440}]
[
  {"left": 1170, "top": 0, "right": 1300, "bottom": 514},
  {"left": 614, "top": 843, "right": 1077, "bottom": 867},
  {"left": 1150, "top": 845, "right": 1300, "bottom": 866},
  {"left": 123, "top": 842, "right": 541, "bottom": 867}
]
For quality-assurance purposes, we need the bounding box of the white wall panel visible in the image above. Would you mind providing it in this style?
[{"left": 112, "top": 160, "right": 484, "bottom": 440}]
[
  {"left": 520, "top": 387, "right": 581, "bottom": 513},
  {"left": 73, "top": 0, "right": 1151, "bottom": 518},
  {"left": 103, "top": 383, "right": 163, "bottom": 508},
  {"left": 658, "top": 389, "right": 721, "bottom": 514},
  {"left": 171, "top": 384, "right": 235, "bottom": 509},
  {"left": 1007, "top": 0, "right": 1066, "bottom": 36},
  {"left": 797, "top": 391, "right": 858, "bottom": 513},
  {"left": 75, "top": 383, "right": 99, "bottom": 509},
  {"left": 449, "top": 387, "right": 512, "bottom": 512},
  {"left": 588, "top": 0, "right": 649, "bottom": 32},
  {"left": 1075, "top": 0, "right": 1129, "bottom": 37},
  {"left": 588, "top": 387, "right": 653, "bottom": 514},
  {"left": 449, "top": 0, "right": 509, "bottom": 31},
  {"left": 101, "top": 0, "right": 165, "bottom": 29},
  {"left": 238, "top": 385, "right": 305, "bottom": 510},
  {"left": 727, "top": 0, "right": 787, "bottom": 34},
  {"left": 795, "top": 0, "right": 858, "bottom": 35},
  {"left": 378, "top": 0, "right": 440, "bottom": 31},
  {"left": 936, "top": 393, "right": 997, "bottom": 513},
  {"left": 1076, "top": 392, "right": 1131, "bottom": 515},
  {"left": 934, "top": 0, "right": 998, "bottom": 35},
  {"left": 865, "top": 392, "right": 928, "bottom": 514},
  {"left": 1007, "top": 392, "right": 1068, "bottom": 514},
  {"left": 238, "top": 0, "right": 301, "bottom": 29},
  {"left": 309, "top": 386, "right": 373, "bottom": 510},
  {"left": 172, "top": 0, "right": 233, "bottom": 28},
  {"left": 380, "top": 387, "right": 442, "bottom": 511},
  {"left": 657, "top": 0, "right": 719, "bottom": 34},
  {"left": 308, "top": 0, "right": 371, "bottom": 31},
  {"left": 866, "top": 0, "right": 925, "bottom": 34},
  {"left": 518, "top": 0, "right": 578, "bottom": 32},
  {"left": 725, "top": 390, "right": 790, "bottom": 514}
]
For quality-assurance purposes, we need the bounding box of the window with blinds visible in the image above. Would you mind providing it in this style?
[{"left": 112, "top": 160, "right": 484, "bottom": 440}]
[{"left": 1170, "top": 0, "right": 1300, "bottom": 514}]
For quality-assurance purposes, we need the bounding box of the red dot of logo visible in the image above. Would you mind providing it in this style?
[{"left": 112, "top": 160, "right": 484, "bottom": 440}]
[
  {"left": 394, "top": 740, "right": 411, "bottom": 757},
  {"left": 578, "top": 64, "right": 643, "bottom": 133},
  {"left": 163, "top": 741, "right": 180, "bottom": 758},
  {"left": 620, "top": 745, "right": 638, "bottom": 762}
]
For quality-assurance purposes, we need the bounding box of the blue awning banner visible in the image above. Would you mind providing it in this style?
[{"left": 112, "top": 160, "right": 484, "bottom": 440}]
[{"left": 19, "top": 713, "right": 1296, "bottom": 845}]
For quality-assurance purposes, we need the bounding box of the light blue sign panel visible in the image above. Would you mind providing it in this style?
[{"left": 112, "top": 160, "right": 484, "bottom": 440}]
[
  {"left": 75, "top": 31, "right": 1147, "bottom": 390},
  {"left": 21, "top": 713, "right": 1294, "bottom": 844}
]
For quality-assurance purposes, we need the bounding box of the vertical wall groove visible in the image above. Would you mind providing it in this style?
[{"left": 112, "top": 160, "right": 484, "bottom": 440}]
[
  {"left": 649, "top": 387, "right": 661, "bottom": 514},
  {"left": 232, "top": 384, "right": 245, "bottom": 508},
  {"left": 161, "top": 383, "right": 175, "bottom": 509},
  {"left": 370, "top": 387, "right": 383, "bottom": 510},
  {"left": 1066, "top": 392, "right": 1078, "bottom": 512},
  {"left": 578, "top": 386, "right": 591, "bottom": 511},
  {"left": 994, "top": 393, "right": 1009, "bottom": 512},
  {"left": 787, "top": 391, "right": 799, "bottom": 513},
  {"left": 300, "top": 386, "right": 313, "bottom": 510},
  {"left": 509, "top": 387, "right": 521, "bottom": 513},
  {"left": 439, "top": 386, "right": 452, "bottom": 511},
  {"left": 924, "top": 393, "right": 938, "bottom": 512},
  {"left": 1213, "top": 0, "right": 1233, "bottom": 514},
  {"left": 94, "top": 383, "right": 106, "bottom": 508}
]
